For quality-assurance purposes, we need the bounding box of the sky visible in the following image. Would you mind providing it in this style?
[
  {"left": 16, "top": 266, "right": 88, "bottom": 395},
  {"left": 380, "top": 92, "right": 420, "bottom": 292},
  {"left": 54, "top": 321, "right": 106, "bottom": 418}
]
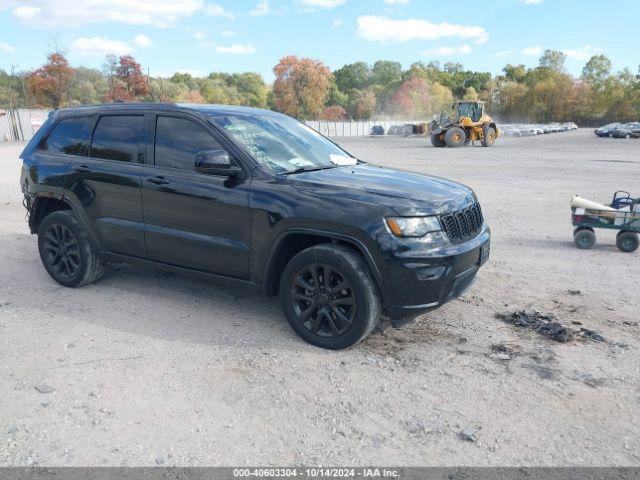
[{"left": 0, "top": 0, "right": 637, "bottom": 82}]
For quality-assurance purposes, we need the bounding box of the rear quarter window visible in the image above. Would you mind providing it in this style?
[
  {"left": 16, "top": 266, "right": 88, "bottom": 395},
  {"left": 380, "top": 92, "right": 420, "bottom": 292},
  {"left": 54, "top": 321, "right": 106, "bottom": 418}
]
[{"left": 39, "top": 116, "right": 94, "bottom": 156}]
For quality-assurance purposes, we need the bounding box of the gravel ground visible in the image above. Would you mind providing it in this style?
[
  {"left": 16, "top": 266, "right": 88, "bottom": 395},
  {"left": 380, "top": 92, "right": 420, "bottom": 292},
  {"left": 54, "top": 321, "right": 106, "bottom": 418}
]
[{"left": 0, "top": 129, "right": 639, "bottom": 466}]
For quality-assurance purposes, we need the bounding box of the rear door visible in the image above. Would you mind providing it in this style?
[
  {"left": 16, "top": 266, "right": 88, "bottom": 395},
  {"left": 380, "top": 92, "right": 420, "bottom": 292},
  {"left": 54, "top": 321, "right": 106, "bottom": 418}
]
[
  {"left": 67, "top": 112, "right": 147, "bottom": 257},
  {"left": 32, "top": 114, "right": 95, "bottom": 194},
  {"left": 140, "top": 112, "right": 251, "bottom": 278}
]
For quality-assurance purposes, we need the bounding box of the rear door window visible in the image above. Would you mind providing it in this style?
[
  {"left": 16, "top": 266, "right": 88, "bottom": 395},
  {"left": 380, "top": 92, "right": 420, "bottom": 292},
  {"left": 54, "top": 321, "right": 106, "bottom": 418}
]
[
  {"left": 154, "top": 116, "right": 224, "bottom": 171},
  {"left": 40, "top": 116, "right": 94, "bottom": 156},
  {"left": 90, "top": 115, "right": 145, "bottom": 163}
]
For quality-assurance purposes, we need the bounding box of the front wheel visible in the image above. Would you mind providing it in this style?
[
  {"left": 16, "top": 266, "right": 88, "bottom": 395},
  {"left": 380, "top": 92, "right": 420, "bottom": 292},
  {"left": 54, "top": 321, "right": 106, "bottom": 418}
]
[
  {"left": 444, "top": 127, "right": 466, "bottom": 147},
  {"left": 279, "top": 244, "right": 380, "bottom": 349},
  {"left": 616, "top": 231, "right": 639, "bottom": 253},
  {"left": 38, "top": 210, "right": 105, "bottom": 287}
]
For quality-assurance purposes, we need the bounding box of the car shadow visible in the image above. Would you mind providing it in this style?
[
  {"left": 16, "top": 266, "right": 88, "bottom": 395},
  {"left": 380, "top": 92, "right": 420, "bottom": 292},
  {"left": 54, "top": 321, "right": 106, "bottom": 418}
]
[
  {"left": 11, "top": 240, "right": 317, "bottom": 350},
  {"left": 87, "top": 263, "right": 314, "bottom": 349}
]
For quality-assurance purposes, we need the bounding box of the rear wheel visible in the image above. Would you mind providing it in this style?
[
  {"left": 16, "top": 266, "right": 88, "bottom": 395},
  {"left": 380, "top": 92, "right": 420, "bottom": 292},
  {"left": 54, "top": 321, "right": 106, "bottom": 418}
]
[
  {"left": 573, "top": 228, "right": 595, "bottom": 249},
  {"left": 444, "top": 127, "right": 465, "bottom": 147},
  {"left": 616, "top": 231, "right": 639, "bottom": 253},
  {"left": 38, "top": 210, "right": 105, "bottom": 287},
  {"left": 482, "top": 126, "right": 497, "bottom": 147},
  {"left": 430, "top": 134, "right": 446, "bottom": 147},
  {"left": 279, "top": 244, "right": 380, "bottom": 349}
]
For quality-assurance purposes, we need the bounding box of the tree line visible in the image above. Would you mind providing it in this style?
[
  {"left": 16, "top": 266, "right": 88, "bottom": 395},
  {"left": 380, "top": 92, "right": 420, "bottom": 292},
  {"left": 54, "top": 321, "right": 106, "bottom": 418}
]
[{"left": 1, "top": 49, "right": 638, "bottom": 126}]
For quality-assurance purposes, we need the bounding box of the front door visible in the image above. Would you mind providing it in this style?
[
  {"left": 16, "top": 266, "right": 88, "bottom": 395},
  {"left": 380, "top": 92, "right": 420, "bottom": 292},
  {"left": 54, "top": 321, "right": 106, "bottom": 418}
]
[{"left": 140, "top": 113, "right": 251, "bottom": 279}]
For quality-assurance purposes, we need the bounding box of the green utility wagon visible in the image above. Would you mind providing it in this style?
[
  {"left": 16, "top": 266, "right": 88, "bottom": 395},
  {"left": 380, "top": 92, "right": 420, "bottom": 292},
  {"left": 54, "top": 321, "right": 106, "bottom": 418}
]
[{"left": 572, "top": 192, "right": 640, "bottom": 253}]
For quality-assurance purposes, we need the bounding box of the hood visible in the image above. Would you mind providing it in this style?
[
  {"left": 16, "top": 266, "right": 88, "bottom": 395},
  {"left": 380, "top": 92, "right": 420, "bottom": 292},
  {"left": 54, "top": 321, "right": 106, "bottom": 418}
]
[{"left": 286, "top": 164, "right": 475, "bottom": 215}]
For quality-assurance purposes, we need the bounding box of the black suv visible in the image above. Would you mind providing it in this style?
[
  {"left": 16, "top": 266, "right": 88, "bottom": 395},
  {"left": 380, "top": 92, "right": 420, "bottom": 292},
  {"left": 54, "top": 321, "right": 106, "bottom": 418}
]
[{"left": 20, "top": 104, "right": 490, "bottom": 349}]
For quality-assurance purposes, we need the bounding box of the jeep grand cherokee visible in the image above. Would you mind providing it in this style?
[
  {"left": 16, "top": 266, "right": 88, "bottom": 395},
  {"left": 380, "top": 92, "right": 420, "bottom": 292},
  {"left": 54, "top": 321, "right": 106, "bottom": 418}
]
[{"left": 20, "top": 103, "right": 490, "bottom": 349}]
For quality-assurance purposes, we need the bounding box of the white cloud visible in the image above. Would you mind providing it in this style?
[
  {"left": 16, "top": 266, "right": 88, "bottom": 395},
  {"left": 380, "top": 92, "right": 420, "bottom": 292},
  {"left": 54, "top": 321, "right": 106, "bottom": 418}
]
[
  {"left": 193, "top": 31, "right": 207, "bottom": 40},
  {"left": 216, "top": 43, "right": 256, "bottom": 54},
  {"left": 519, "top": 0, "right": 543, "bottom": 4},
  {"left": 383, "top": 0, "right": 410, "bottom": 4},
  {"left": 221, "top": 30, "right": 235, "bottom": 37},
  {"left": 70, "top": 36, "right": 133, "bottom": 57},
  {"left": 332, "top": 18, "right": 343, "bottom": 27},
  {"left": 12, "top": 5, "right": 40, "bottom": 19},
  {"left": 204, "top": 3, "right": 235, "bottom": 18},
  {"left": 0, "top": 42, "right": 15, "bottom": 52},
  {"left": 299, "top": 0, "right": 346, "bottom": 11},
  {"left": 493, "top": 50, "right": 512, "bottom": 57},
  {"left": 9, "top": 0, "right": 203, "bottom": 28},
  {"left": 563, "top": 45, "right": 603, "bottom": 61},
  {"left": 523, "top": 46, "right": 542, "bottom": 55},
  {"left": 422, "top": 45, "right": 472, "bottom": 56},
  {"left": 249, "top": 0, "right": 270, "bottom": 16},
  {"left": 357, "top": 16, "right": 488, "bottom": 44},
  {"left": 133, "top": 34, "right": 152, "bottom": 47}
]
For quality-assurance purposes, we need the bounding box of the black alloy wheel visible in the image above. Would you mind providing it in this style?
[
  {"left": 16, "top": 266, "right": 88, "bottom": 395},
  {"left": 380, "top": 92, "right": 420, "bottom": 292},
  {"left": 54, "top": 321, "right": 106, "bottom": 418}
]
[
  {"left": 42, "top": 223, "right": 81, "bottom": 279},
  {"left": 289, "top": 263, "right": 356, "bottom": 338},
  {"left": 37, "top": 210, "right": 105, "bottom": 287}
]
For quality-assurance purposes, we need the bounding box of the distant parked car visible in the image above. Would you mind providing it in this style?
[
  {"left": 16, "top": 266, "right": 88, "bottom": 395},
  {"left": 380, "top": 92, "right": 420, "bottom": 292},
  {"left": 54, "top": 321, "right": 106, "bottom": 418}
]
[
  {"left": 370, "top": 125, "right": 385, "bottom": 136},
  {"left": 594, "top": 122, "right": 621, "bottom": 137},
  {"left": 612, "top": 122, "right": 640, "bottom": 138},
  {"left": 390, "top": 124, "right": 414, "bottom": 135},
  {"left": 388, "top": 124, "right": 413, "bottom": 135}
]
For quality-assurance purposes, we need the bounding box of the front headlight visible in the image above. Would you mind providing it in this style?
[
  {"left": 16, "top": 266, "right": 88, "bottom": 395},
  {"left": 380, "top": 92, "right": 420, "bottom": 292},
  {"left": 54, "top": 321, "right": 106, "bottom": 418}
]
[{"left": 385, "top": 216, "right": 441, "bottom": 238}]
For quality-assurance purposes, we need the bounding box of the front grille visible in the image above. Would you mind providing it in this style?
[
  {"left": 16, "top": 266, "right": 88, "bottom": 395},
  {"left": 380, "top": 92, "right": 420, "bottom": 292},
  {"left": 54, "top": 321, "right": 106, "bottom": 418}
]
[{"left": 440, "top": 203, "right": 484, "bottom": 244}]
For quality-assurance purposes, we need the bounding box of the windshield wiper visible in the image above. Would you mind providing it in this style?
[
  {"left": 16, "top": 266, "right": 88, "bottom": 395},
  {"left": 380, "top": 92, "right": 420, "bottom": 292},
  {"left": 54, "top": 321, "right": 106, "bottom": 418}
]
[{"left": 282, "top": 165, "right": 338, "bottom": 175}]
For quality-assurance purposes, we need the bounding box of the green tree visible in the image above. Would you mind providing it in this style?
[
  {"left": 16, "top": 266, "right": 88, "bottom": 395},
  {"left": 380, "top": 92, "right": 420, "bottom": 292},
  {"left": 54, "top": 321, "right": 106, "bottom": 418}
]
[
  {"left": 581, "top": 55, "right": 612, "bottom": 89},
  {"left": 503, "top": 64, "right": 527, "bottom": 83},
  {"left": 333, "top": 62, "right": 369, "bottom": 92},
  {"left": 539, "top": 50, "right": 567, "bottom": 72},
  {"left": 371, "top": 60, "right": 402, "bottom": 87}
]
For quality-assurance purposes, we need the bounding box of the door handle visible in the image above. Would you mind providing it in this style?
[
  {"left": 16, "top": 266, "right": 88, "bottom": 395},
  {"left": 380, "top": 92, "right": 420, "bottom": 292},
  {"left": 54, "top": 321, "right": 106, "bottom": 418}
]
[
  {"left": 72, "top": 165, "right": 90, "bottom": 173},
  {"left": 146, "top": 176, "right": 170, "bottom": 185}
]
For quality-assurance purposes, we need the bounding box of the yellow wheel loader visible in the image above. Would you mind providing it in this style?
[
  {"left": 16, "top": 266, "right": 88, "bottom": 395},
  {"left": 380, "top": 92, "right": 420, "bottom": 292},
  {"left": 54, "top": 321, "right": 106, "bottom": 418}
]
[{"left": 429, "top": 101, "right": 499, "bottom": 148}]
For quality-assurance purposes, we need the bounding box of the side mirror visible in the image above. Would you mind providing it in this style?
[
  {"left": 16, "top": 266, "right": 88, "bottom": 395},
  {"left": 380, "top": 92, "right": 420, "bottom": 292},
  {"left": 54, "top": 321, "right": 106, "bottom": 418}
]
[{"left": 195, "top": 150, "right": 242, "bottom": 177}]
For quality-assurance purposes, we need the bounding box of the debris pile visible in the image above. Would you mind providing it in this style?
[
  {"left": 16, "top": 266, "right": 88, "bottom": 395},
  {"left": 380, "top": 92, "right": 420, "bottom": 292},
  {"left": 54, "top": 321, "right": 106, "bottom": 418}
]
[
  {"left": 496, "top": 310, "right": 609, "bottom": 344},
  {"left": 496, "top": 310, "right": 573, "bottom": 342}
]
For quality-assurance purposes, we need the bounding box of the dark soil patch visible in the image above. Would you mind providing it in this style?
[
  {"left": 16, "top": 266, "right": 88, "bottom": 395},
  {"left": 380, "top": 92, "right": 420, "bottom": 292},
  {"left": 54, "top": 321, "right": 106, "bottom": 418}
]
[{"left": 496, "top": 310, "right": 609, "bottom": 344}]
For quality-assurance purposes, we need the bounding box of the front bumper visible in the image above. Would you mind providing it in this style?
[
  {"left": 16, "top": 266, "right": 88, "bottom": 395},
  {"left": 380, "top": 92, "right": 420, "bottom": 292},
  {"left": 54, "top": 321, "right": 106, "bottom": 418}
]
[{"left": 379, "top": 227, "right": 490, "bottom": 325}]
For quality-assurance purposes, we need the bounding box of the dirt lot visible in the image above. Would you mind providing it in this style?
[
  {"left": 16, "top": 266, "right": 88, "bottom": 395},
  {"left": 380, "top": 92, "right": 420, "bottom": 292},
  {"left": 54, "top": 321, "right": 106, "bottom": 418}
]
[{"left": 0, "top": 129, "right": 639, "bottom": 466}]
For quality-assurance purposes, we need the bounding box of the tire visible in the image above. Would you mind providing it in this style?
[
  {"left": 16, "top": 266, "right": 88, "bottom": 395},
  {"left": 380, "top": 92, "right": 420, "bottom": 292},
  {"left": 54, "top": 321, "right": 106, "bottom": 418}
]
[
  {"left": 616, "top": 231, "right": 639, "bottom": 253},
  {"left": 573, "top": 228, "right": 596, "bottom": 249},
  {"left": 430, "top": 134, "right": 446, "bottom": 147},
  {"left": 444, "top": 127, "right": 465, "bottom": 147},
  {"left": 279, "top": 244, "right": 381, "bottom": 350},
  {"left": 38, "top": 210, "right": 105, "bottom": 287},
  {"left": 482, "top": 126, "right": 497, "bottom": 147}
]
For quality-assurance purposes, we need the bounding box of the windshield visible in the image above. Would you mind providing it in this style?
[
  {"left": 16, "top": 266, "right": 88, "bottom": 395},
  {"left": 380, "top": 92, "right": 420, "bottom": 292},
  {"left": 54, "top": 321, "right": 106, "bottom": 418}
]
[
  {"left": 211, "top": 114, "right": 356, "bottom": 173},
  {"left": 457, "top": 103, "right": 483, "bottom": 122}
]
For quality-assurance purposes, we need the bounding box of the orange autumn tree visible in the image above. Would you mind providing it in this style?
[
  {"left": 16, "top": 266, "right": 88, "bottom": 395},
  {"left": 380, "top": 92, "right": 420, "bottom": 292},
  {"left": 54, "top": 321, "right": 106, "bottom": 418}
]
[
  {"left": 272, "top": 55, "right": 332, "bottom": 119},
  {"left": 321, "top": 105, "right": 347, "bottom": 120},
  {"left": 25, "top": 52, "right": 74, "bottom": 109},
  {"left": 106, "top": 55, "right": 149, "bottom": 102}
]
